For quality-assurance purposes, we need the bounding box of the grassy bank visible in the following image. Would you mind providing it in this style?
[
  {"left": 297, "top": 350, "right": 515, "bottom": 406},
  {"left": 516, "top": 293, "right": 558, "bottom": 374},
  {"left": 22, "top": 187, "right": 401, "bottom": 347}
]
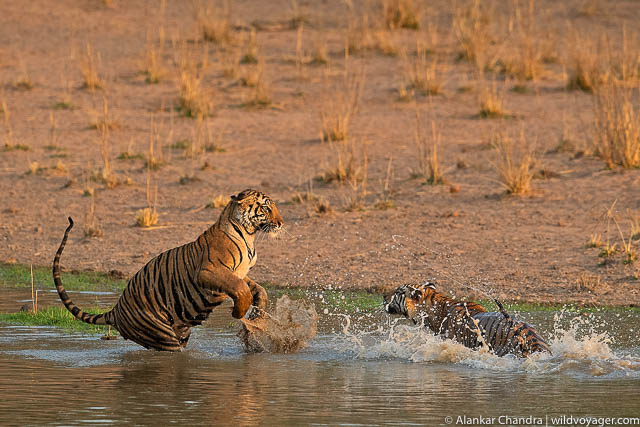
[
  {"left": 0, "top": 263, "right": 127, "bottom": 292},
  {"left": 0, "top": 306, "right": 116, "bottom": 335},
  {"left": 1, "top": 263, "right": 638, "bottom": 335}
]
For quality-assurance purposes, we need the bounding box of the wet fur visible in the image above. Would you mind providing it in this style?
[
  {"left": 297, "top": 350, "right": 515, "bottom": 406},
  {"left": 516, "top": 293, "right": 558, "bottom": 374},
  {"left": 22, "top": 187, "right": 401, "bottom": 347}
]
[
  {"left": 53, "top": 189, "right": 283, "bottom": 351},
  {"left": 384, "top": 283, "right": 551, "bottom": 357}
]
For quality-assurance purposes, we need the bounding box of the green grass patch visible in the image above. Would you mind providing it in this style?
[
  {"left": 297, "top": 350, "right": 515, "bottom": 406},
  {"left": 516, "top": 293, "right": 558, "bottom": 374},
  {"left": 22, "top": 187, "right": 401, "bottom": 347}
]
[
  {"left": 477, "top": 299, "right": 640, "bottom": 313},
  {"left": 264, "top": 284, "right": 383, "bottom": 313},
  {"left": 262, "top": 282, "right": 639, "bottom": 314},
  {"left": 0, "top": 263, "right": 127, "bottom": 292},
  {"left": 0, "top": 306, "right": 116, "bottom": 335},
  {"left": 52, "top": 101, "right": 76, "bottom": 110},
  {"left": 117, "top": 151, "right": 144, "bottom": 160}
]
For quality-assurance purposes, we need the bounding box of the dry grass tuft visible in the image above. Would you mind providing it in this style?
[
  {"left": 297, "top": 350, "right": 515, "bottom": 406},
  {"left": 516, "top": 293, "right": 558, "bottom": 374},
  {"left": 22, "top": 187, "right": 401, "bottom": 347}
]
[
  {"left": 217, "top": 45, "right": 241, "bottom": 79},
  {"left": 93, "top": 97, "right": 118, "bottom": 188},
  {"left": 84, "top": 194, "right": 104, "bottom": 238},
  {"left": 1, "top": 101, "right": 16, "bottom": 149},
  {"left": 493, "top": 131, "right": 536, "bottom": 195},
  {"left": 136, "top": 207, "right": 158, "bottom": 228},
  {"left": 402, "top": 46, "right": 443, "bottom": 96},
  {"left": 496, "top": 0, "right": 549, "bottom": 81},
  {"left": 414, "top": 111, "right": 445, "bottom": 185},
  {"left": 575, "top": 273, "right": 603, "bottom": 293},
  {"left": 140, "top": 28, "right": 167, "bottom": 84},
  {"left": 14, "top": 61, "right": 34, "bottom": 90},
  {"left": 453, "top": 0, "right": 492, "bottom": 68},
  {"left": 382, "top": 0, "right": 422, "bottom": 30},
  {"left": 195, "top": 0, "right": 233, "bottom": 44},
  {"left": 241, "top": 61, "right": 272, "bottom": 108},
  {"left": 566, "top": 34, "right": 608, "bottom": 92},
  {"left": 320, "top": 139, "right": 362, "bottom": 184},
  {"left": 586, "top": 233, "right": 603, "bottom": 248},
  {"left": 477, "top": 80, "right": 507, "bottom": 118},
  {"left": 146, "top": 114, "right": 166, "bottom": 170},
  {"left": 177, "top": 44, "right": 213, "bottom": 117},
  {"left": 137, "top": 169, "right": 159, "bottom": 228},
  {"left": 341, "top": 138, "right": 368, "bottom": 211},
  {"left": 320, "top": 67, "right": 365, "bottom": 142},
  {"left": 80, "top": 43, "right": 104, "bottom": 91},
  {"left": 593, "top": 86, "right": 640, "bottom": 169}
]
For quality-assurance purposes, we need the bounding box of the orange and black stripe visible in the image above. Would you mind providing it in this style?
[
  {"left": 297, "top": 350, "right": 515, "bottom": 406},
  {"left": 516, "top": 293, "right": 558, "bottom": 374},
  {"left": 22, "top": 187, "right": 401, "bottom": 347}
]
[
  {"left": 384, "top": 283, "right": 551, "bottom": 357},
  {"left": 53, "top": 189, "right": 282, "bottom": 351}
]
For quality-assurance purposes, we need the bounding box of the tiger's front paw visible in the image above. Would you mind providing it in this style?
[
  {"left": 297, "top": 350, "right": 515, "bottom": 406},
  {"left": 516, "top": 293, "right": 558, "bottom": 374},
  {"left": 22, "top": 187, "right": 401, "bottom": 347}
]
[{"left": 231, "top": 284, "right": 252, "bottom": 319}]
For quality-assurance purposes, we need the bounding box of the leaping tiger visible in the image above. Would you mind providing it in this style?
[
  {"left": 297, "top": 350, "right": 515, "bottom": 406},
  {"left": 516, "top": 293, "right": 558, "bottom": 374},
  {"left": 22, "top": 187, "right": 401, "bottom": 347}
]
[
  {"left": 384, "top": 283, "right": 551, "bottom": 357},
  {"left": 53, "top": 189, "right": 283, "bottom": 351}
]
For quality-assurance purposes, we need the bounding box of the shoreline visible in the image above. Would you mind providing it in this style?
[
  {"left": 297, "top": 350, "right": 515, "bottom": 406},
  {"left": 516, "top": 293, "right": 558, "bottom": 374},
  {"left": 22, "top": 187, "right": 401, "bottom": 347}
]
[{"left": 2, "top": 262, "right": 638, "bottom": 313}]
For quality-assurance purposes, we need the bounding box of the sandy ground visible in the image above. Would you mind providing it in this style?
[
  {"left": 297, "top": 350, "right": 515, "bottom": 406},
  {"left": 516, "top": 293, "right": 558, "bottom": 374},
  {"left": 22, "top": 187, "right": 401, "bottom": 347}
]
[{"left": 0, "top": 0, "right": 638, "bottom": 305}]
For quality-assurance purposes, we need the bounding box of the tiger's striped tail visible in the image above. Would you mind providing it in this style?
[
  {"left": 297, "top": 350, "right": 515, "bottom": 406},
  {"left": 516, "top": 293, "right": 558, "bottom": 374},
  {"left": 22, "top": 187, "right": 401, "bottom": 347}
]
[{"left": 53, "top": 217, "right": 112, "bottom": 326}]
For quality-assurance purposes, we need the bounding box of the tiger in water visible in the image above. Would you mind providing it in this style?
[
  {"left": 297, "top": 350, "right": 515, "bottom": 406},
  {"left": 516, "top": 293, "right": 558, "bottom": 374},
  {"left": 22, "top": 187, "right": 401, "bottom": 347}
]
[
  {"left": 384, "top": 282, "right": 551, "bottom": 357},
  {"left": 53, "top": 189, "right": 283, "bottom": 351}
]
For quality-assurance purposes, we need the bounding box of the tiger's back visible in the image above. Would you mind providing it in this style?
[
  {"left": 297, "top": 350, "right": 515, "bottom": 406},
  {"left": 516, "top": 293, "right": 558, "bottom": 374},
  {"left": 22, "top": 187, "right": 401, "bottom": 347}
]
[
  {"left": 384, "top": 283, "right": 552, "bottom": 358},
  {"left": 53, "top": 189, "right": 283, "bottom": 352}
]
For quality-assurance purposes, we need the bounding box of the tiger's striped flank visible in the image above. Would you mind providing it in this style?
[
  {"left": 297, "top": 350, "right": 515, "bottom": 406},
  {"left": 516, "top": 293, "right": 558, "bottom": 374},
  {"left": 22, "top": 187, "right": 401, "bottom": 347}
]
[
  {"left": 384, "top": 283, "right": 551, "bottom": 357},
  {"left": 53, "top": 189, "right": 283, "bottom": 351}
]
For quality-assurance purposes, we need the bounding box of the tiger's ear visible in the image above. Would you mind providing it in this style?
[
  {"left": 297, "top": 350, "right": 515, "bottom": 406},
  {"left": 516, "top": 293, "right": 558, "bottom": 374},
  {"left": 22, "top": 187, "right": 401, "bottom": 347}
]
[
  {"left": 409, "top": 286, "right": 424, "bottom": 300},
  {"left": 424, "top": 282, "right": 436, "bottom": 290}
]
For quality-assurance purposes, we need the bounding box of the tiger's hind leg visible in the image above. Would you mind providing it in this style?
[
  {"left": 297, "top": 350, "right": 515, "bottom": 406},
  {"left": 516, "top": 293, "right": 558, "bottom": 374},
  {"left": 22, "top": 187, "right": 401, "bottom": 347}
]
[{"left": 174, "top": 325, "right": 193, "bottom": 349}]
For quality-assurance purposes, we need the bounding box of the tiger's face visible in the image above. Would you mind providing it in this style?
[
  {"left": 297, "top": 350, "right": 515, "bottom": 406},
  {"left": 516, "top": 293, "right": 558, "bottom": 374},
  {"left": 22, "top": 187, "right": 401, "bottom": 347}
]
[
  {"left": 383, "top": 283, "right": 435, "bottom": 321},
  {"left": 231, "top": 189, "right": 283, "bottom": 235}
]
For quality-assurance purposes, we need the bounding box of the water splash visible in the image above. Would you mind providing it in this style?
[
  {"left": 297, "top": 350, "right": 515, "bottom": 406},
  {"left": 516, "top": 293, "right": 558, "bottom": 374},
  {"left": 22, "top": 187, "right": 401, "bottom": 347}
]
[
  {"left": 239, "top": 295, "right": 318, "bottom": 353},
  {"left": 322, "top": 310, "right": 640, "bottom": 378}
]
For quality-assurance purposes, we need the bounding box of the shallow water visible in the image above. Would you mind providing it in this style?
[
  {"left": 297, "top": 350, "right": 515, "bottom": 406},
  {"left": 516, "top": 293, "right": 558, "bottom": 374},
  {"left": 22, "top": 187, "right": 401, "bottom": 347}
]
[{"left": 1, "top": 289, "right": 639, "bottom": 426}]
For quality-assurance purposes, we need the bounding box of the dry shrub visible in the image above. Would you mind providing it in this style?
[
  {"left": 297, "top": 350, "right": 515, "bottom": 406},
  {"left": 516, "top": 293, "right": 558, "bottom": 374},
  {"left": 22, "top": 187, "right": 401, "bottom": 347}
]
[
  {"left": 575, "top": 0, "right": 602, "bottom": 17},
  {"left": 80, "top": 43, "right": 104, "bottom": 91},
  {"left": 1, "top": 100, "right": 15, "bottom": 148},
  {"left": 610, "top": 28, "right": 640, "bottom": 84},
  {"left": 566, "top": 34, "right": 609, "bottom": 92},
  {"left": 320, "top": 67, "right": 365, "bottom": 142},
  {"left": 496, "top": 0, "right": 550, "bottom": 81},
  {"left": 567, "top": 29, "right": 640, "bottom": 92},
  {"left": 340, "top": 138, "right": 369, "bottom": 212},
  {"left": 84, "top": 194, "right": 104, "bottom": 238},
  {"left": 493, "top": 130, "right": 536, "bottom": 195},
  {"left": 241, "top": 29, "right": 259, "bottom": 64},
  {"left": 292, "top": 189, "right": 332, "bottom": 215},
  {"left": 241, "top": 61, "right": 272, "bottom": 108},
  {"left": 136, "top": 207, "right": 158, "bottom": 228},
  {"left": 311, "top": 33, "right": 329, "bottom": 65},
  {"left": 382, "top": 0, "right": 422, "bottom": 30},
  {"left": 217, "top": 45, "right": 241, "bottom": 79},
  {"left": 195, "top": 0, "right": 233, "bottom": 44},
  {"left": 140, "top": 28, "right": 167, "bottom": 84},
  {"left": 177, "top": 44, "right": 213, "bottom": 117},
  {"left": 593, "top": 86, "right": 640, "bottom": 169},
  {"left": 137, "top": 172, "right": 159, "bottom": 228},
  {"left": 477, "top": 79, "right": 507, "bottom": 118},
  {"left": 402, "top": 45, "right": 443, "bottom": 96},
  {"left": 575, "top": 273, "right": 602, "bottom": 293},
  {"left": 146, "top": 114, "right": 166, "bottom": 170},
  {"left": 453, "top": 0, "right": 492, "bottom": 68},
  {"left": 415, "top": 112, "right": 444, "bottom": 185},
  {"left": 93, "top": 97, "right": 119, "bottom": 188},
  {"left": 15, "top": 61, "right": 33, "bottom": 90},
  {"left": 320, "top": 138, "right": 365, "bottom": 185}
]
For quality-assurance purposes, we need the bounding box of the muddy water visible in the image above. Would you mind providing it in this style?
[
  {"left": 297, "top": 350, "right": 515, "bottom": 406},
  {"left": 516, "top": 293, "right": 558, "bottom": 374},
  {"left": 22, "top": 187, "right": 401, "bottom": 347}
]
[{"left": 1, "top": 289, "right": 639, "bottom": 426}]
